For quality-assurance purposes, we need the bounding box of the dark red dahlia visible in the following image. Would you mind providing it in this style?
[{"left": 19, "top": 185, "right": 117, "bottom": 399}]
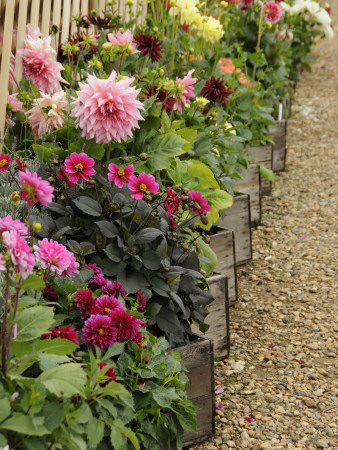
[
  {"left": 136, "top": 291, "right": 147, "bottom": 312},
  {"left": 165, "top": 187, "right": 182, "bottom": 214},
  {"left": 110, "top": 309, "right": 135, "bottom": 342},
  {"left": 16, "top": 158, "right": 27, "bottom": 171},
  {"left": 84, "top": 13, "right": 114, "bottom": 30},
  {"left": 57, "top": 165, "right": 75, "bottom": 188},
  {"left": 200, "top": 77, "right": 232, "bottom": 106},
  {"left": 168, "top": 214, "right": 177, "bottom": 231},
  {"left": 42, "top": 285, "right": 58, "bottom": 302},
  {"left": 82, "top": 314, "right": 117, "bottom": 350},
  {"left": 102, "top": 281, "right": 126, "bottom": 299},
  {"left": 134, "top": 33, "right": 164, "bottom": 63},
  {"left": 98, "top": 362, "right": 116, "bottom": 386},
  {"left": 95, "top": 295, "right": 125, "bottom": 315},
  {"left": 142, "top": 85, "right": 175, "bottom": 112},
  {"left": 74, "top": 289, "right": 97, "bottom": 319},
  {"left": 41, "top": 325, "right": 79, "bottom": 344}
]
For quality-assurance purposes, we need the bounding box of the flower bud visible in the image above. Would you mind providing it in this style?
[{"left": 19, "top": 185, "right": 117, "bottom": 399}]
[
  {"left": 159, "top": 68, "right": 165, "bottom": 77},
  {"left": 46, "top": 167, "right": 53, "bottom": 173},
  {"left": 139, "top": 153, "right": 148, "bottom": 161},
  {"left": 48, "top": 177, "right": 55, "bottom": 184},
  {"left": 145, "top": 195, "right": 152, "bottom": 202},
  {"left": 181, "top": 243, "right": 190, "bottom": 252},
  {"left": 10, "top": 191, "right": 21, "bottom": 203},
  {"left": 87, "top": 179, "right": 96, "bottom": 185},
  {"left": 266, "top": 21, "right": 272, "bottom": 29},
  {"left": 60, "top": 194, "right": 66, "bottom": 201},
  {"left": 121, "top": 156, "right": 129, "bottom": 163},
  {"left": 102, "top": 42, "right": 113, "bottom": 51},
  {"left": 201, "top": 216, "right": 209, "bottom": 225},
  {"left": 221, "top": 1, "right": 228, "bottom": 7},
  {"left": 52, "top": 159, "right": 59, "bottom": 165},
  {"left": 202, "top": 235, "right": 211, "bottom": 244},
  {"left": 32, "top": 222, "right": 42, "bottom": 232}
]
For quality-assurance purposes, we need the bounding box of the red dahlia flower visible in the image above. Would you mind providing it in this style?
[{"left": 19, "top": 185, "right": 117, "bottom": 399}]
[
  {"left": 42, "top": 285, "right": 58, "bottom": 302},
  {"left": 95, "top": 295, "right": 125, "bottom": 315},
  {"left": 134, "top": 33, "right": 164, "bottom": 62},
  {"left": 82, "top": 314, "right": 117, "bottom": 350},
  {"left": 262, "top": 2, "right": 284, "bottom": 23},
  {"left": 98, "top": 362, "right": 116, "bottom": 386},
  {"left": 200, "top": 76, "right": 232, "bottom": 106},
  {"left": 188, "top": 190, "right": 211, "bottom": 215},
  {"left": 165, "top": 187, "right": 182, "bottom": 214},
  {"left": 136, "top": 291, "right": 147, "bottom": 312},
  {"left": 142, "top": 85, "right": 176, "bottom": 112},
  {"left": 15, "top": 158, "right": 27, "bottom": 171},
  {"left": 57, "top": 165, "right": 75, "bottom": 187},
  {"left": 74, "top": 289, "right": 97, "bottom": 319},
  {"left": 110, "top": 309, "right": 135, "bottom": 342},
  {"left": 128, "top": 173, "right": 159, "bottom": 199},
  {"left": 239, "top": 0, "right": 254, "bottom": 9},
  {"left": 64, "top": 152, "right": 95, "bottom": 184},
  {"left": 0, "top": 153, "right": 13, "bottom": 172},
  {"left": 102, "top": 280, "right": 126, "bottom": 298},
  {"left": 41, "top": 325, "right": 79, "bottom": 344}
]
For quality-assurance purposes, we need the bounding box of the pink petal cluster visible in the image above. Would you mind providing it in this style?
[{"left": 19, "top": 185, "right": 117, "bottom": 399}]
[
  {"left": 188, "top": 190, "right": 211, "bottom": 215},
  {"left": 136, "top": 291, "right": 147, "bottom": 312},
  {"left": 71, "top": 71, "right": 144, "bottom": 144},
  {"left": 108, "top": 163, "right": 134, "bottom": 188},
  {"left": 95, "top": 295, "right": 125, "bottom": 315},
  {"left": 34, "top": 239, "right": 79, "bottom": 278},
  {"left": 18, "top": 27, "right": 67, "bottom": 94},
  {"left": 102, "top": 280, "right": 126, "bottom": 298},
  {"left": 0, "top": 216, "right": 28, "bottom": 236},
  {"left": 2, "top": 230, "right": 35, "bottom": 279},
  {"left": 128, "top": 173, "right": 159, "bottom": 199},
  {"left": 0, "top": 253, "right": 6, "bottom": 271},
  {"left": 0, "top": 154, "right": 13, "bottom": 172},
  {"left": 262, "top": 2, "right": 284, "bottom": 23},
  {"left": 64, "top": 152, "right": 95, "bottom": 184},
  {"left": 174, "top": 69, "right": 197, "bottom": 113},
  {"left": 17, "top": 170, "right": 54, "bottom": 206},
  {"left": 82, "top": 314, "right": 117, "bottom": 350},
  {"left": 7, "top": 93, "right": 25, "bottom": 113},
  {"left": 74, "top": 289, "right": 97, "bottom": 319},
  {"left": 27, "top": 91, "right": 68, "bottom": 136},
  {"left": 57, "top": 165, "right": 75, "bottom": 188},
  {"left": 107, "top": 30, "right": 138, "bottom": 54},
  {"left": 165, "top": 187, "right": 182, "bottom": 214}
]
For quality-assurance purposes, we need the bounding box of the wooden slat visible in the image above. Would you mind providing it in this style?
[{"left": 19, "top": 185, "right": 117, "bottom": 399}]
[
  {"left": 80, "top": 0, "right": 89, "bottom": 15},
  {"left": 30, "top": 0, "right": 40, "bottom": 28},
  {"left": 41, "top": 0, "right": 52, "bottom": 36},
  {"left": 61, "top": 0, "right": 71, "bottom": 44},
  {"left": 99, "top": 0, "right": 106, "bottom": 15},
  {"left": 0, "top": 0, "right": 15, "bottom": 142},
  {"left": 71, "top": 0, "right": 81, "bottom": 33},
  {"left": 13, "top": 0, "right": 29, "bottom": 93},
  {"left": 51, "top": 0, "right": 62, "bottom": 49},
  {"left": 235, "top": 164, "right": 261, "bottom": 225}
]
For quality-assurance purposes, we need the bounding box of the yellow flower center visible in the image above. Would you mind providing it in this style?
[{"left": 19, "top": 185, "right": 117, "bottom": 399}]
[
  {"left": 104, "top": 307, "right": 110, "bottom": 313},
  {"left": 117, "top": 169, "right": 125, "bottom": 177},
  {"left": 0, "top": 159, "right": 7, "bottom": 167},
  {"left": 139, "top": 183, "right": 147, "bottom": 192},
  {"left": 75, "top": 163, "right": 84, "bottom": 172},
  {"left": 99, "top": 328, "right": 104, "bottom": 336}
]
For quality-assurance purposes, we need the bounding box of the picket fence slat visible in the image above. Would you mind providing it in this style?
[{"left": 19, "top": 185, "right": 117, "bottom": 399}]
[
  {"left": 41, "top": 0, "right": 52, "bottom": 36},
  {"left": 30, "top": 0, "right": 40, "bottom": 28},
  {"left": 13, "top": 0, "right": 29, "bottom": 93},
  {"left": 52, "top": 0, "right": 62, "bottom": 50},
  {"left": 71, "top": 0, "right": 81, "bottom": 34},
  {"left": 81, "top": 0, "right": 89, "bottom": 16}
]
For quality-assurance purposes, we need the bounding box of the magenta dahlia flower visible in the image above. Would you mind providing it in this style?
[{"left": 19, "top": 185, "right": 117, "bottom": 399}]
[
  {"left": 34, "top": 239, "right": 78, "bottom": 277},
  {"left": 130, "top": 317, "right": 147, "bottom": 341},
  {"left": 17, "top": 170, "right": 54, "bottom": 206},
  {"left": 89, "top": 273, "right": 106, "bottom": 291},
  {"left": 0, "top": 153, "right": 13, "bottom": 172},
  {"left": 188, "top": 190, "right": 211, "bottom": 215},
  {"left": 82, "top": 314, "right": 117, "bottom": 350},
  {"left": 165, "top": 188, "right": 182, "bottom": 214},
  {"left": 95, "top": 295, "right": 125, "bottom": 315},
  {"left": 57, "top": 165, "right": 75, "bottom": 188},
  {"left": 0, "top": 253, "right": 6, "bottom": 271},
  {"left": 7, "top": 93, "right": 25, "bottom": 113},
  {"left": 0, "top": 216, "right": 28, "bottom": 236},
  {"left": 41, "top": 325, "right": 79, "bottom": 344},
  {"left": 2, "top": 230, "right": 35, "bottom": 279},
  {"left": 136, "top": 291, "right": 147, "bottom": 312},
  {"left": 74, "top": 289, "right": 97, "bottom": 319},
  {"left": 108, "top": 164, "right": 134, "bottom": 188},
  {"left": 102, "top": 280, "right": 126, "bottom": 298},
  {"left": 71, "top": 71, "right": 144, "bottom": 144},
  {"left": 174, "top": 69, "right": 197, "bottom": 113},
  {"left": 262, "top": 2, "right": 284, "bottom": 23},
  {"left": 128, "top": 173, "right": 159, "bottom": 199},
  {"left": 110, "top": 309, "right": 136, "bottom": 342},
  {"left": 85, "top": 263, "right": 103, "bottom": 276},
  {"left": 64, "top": 152, "right": 95, "bottom": 184},
  {"left": 98, "top": 362, "right": 116, "bottom": 386}
]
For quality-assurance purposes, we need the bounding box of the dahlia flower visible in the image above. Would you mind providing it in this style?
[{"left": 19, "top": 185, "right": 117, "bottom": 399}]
[
  {"left": 85, "top": 263, "right": 103, "bottom": 276},
  {"left": 16, "top": 159, "right": 27, "bottom": 171},
  {"left": 107, "top": 30, "right": 138, "bottom": 54},
  {"left": 89, "top": 273, "right": 106, "bottom": 291},
  {"left": 17, "top": 170, "right": 54, "bottom": 206},
  {"left": 102, "top": 281, "right": 126, "bottom": 298},
  {"left": 168, "top": 214, "right": 178, "bottom": 231},
  {"left": 0, "top": 216, "right": 28, "bottom": 236},
  {"left": 108, "top": 163, "right": 134, "bottom": 188},
  {"left": 200, "top": 77, "right": 232, "bottom": 106},
  {"left": 136, "top": 291, "right": 147, "bottom": 312},
  {"left": 71, "top": 71, "right": 144, "bottom": 144},
  {"left": 34, "top": 239, "right": 78, "bottom": 277},
  {"left": 165, "top": 188, "right": 181, "bottom": 214},
  {"left": 188, "top": 190, "right": 211, "bottom": 215},
  {"left": 41, "top": 325, "right": 79, "bottom": 344},
  {"left": 128, "top": 173, "right": 159, "bottom": 199},
  {"left": 42, "top": 285, "right": 58, "bottom": 302},
  {"left": 26, "top": 24, "right": 42, "bottom": 39},
  {"left": 134, "top": 33, "right": 164, "bottom": 62},
  {"left": 142, "top": 85, "right": 175, "bottom": 112},
  {"left": 95, "top": 295, "right": 125, "bottom": 315},
  {"left": 0, "top": 154, "right": 13, "bottom": 172},
  {"left": 64, "top": 152, "right": 95, "bottom": 184},
  {"left": 27, "top": 91, "right": 68, "bottom": 136},
  {"left": 219, "top": 58, "right": 236, "bottom": 74},
  {"left": 263, "top": 2, "right": 284, "bottom": 23},
  {"left": 7, "top": 94, "right": 25, "bottom": 113},
  {"left": 174, "top": 69, "right": 197, "bottom": 113},
  {"left": 59, "top": 253, "right": 79, "bottom": 279},
  {"left": 57, "top": 165, "right": 75, "bottom": 188},
  {"left": 239, "top": 0, "right": 254, "bottom": 9},
  {"left": 196, "top": 16, "right": 224, "bottom": 44},
  {"left": 18, "top": 28, "right": 67, "bottom": 94},
  {"left": 74, "top": 289, "right": 97, "bottom": 319},
  {"left": 0, "top": 253, "right": 6, "bottom": 271},
  {"left": 98, "top": 362, "right": 116, "bottom": 386},
  {"left": 169, "top": 0, "right": 199, "bottom": 26},
  {"left": 2, "top": 230, "right": 35, "bottom": 279},
  {"left": 82, "top": 314, "right": 117, "bottom": 350},
  {"left": 110, "top": 309, "right": 136, "bottom": 342}
]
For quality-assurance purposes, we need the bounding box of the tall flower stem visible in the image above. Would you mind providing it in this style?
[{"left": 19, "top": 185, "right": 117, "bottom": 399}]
[
  {"left": 0, "top": 269, "right": 11, "bottom": 378},
  {"left": 252, "top": 6, "right": 264, "bottom": 84}
]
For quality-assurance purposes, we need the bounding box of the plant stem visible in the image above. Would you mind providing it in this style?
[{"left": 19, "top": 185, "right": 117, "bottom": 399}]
[
  {"left": 252, "top": 6, "right": 264, "bottom": 84},
  {"left": 0, "top": 269, "right": 11, "bottom": 378}
]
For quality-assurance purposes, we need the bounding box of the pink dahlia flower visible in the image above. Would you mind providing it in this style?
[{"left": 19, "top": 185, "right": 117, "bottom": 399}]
[
  {"left": 108, "top": 163, "right": 134, "bottom": 188},
  {"left": 239, "top": 0, "right": 254, "bottom": 9},
  {"left": 262, "top": 2, "right": 284, "bottom": 23},
  {"left": 188, "top": 190, "right": 211, "bottom": 215},
  {"left": 34, "top": 239, "right": 78, "bottom": 277},
  {"left": 57, "top": 165, "right": 75, "bottom": 188},
  {"left": 89, "top": 273, "right": 106, "bottom": 291},
  {"left": 130, "top": 317, "right": 147, "bottom": 341},
  {"left": 59, "top": 253, "right": 79, "bottom": 279},
  {"left": 74, "top": 289, "right": 97, "bottom": 319},
  {"left": 82, "top": 314, "right": 117, "bottom": 350},
  {"left": 26, "top": 24, "right": 42, "bottom": 39},
  {"left": 0, "top": 153, "right": 13, "bottom": 172},
  {"left": 41, "top": 325, "right": 79, "bottom": 344},
  {"left": 174, "top": 69, "right": 197, "bottom": 113},
  {"left": 0, "top": 216, "right": 28, "bottom": 236},
  {"left": 70, "top": 71, "right": 144, "bottom": 144},
  {"left": 17, "top": 170, "right": 54, "bottom": 206},
  {"left": 18, "top": 29, "right": 67, "bottom": 94},
  {"left": 7, "top": 93, "right": 25, "bottom": 113},
  {"left": 136, "top": 291, "right": 147, "bottom": 312},
  {"left": 27, "top": 91, "right": 68, "bottom": 136},
  {"left": 64, "top": 152, "right": 95, "bottom": 184},
  {"left": 107, "top": 30, "right": 138, "bottom": 54},
  {"left": 2, "top": 230, "right": 35, "bottom": 279},
  {"left": 85, "top": 263, "right": 103, "bottom": 276},
  {"left": 102, "top": 280, "right": 126, "bottom": 298},
  {"left": 165, "top": 187, "right": 182, "bottom": 214},
  {"left": 128, "top": 173, "right": 159, "bottom": 199},
  {"left": 0, "top": 253, "right": 6, "bottom": 271},
  {"left": 95, "top": 295, "right": 125, "bottom": 315}
]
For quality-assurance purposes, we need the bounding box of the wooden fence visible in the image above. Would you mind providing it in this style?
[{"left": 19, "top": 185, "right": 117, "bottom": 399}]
[{"left": 0, "top": 0, "right": 147, "bottom": 143}]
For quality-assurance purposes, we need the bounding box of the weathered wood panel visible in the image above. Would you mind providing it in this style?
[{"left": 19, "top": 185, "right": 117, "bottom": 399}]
[
  {"left": 248, "top": 145, "right": 273, "bottom": 196},
  {"left": 209, "top": 228, "right": 237, "bottom": 305},
  {"left": 218, "top": 193, "right": 252, "bottom": 265},
  {"left": 270, "top": 120, "right": 287, "bottom": 171},
  {"left": 235, "top": 164, "right": 261, "bottom": 225}
]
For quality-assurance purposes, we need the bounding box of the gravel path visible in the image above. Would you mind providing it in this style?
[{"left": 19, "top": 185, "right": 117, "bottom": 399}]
[{"left": 192, "top": 6, "right": 338, "bottom": 450}]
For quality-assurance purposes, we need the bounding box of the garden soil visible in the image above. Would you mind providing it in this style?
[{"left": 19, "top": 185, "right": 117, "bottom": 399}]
[{"left": 192, "top": 4, "right": 338, "bottom": 450}]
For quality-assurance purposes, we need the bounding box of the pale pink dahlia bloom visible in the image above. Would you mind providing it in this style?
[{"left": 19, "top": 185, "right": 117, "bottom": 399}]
[
  {"left": 26, "top": 24, "right": 42, "bottom": 39},
  {"left": 71, "top": 71, "right": 144, "bottom": 144},
  {"left": 64, "top": 152, "right": 95, "bottom": 183},
  {"left": 0, "top": 253, "right": 5, "bottom": 271},
  {"left": 7, "top": 94, "right": 25, "bottom": 113},
  {"left": 174, "top": 69, "right": 197, "bottom": 113},
  {"left": 2, "top": 230, "right": 35, "bottom": 279},
  {"left": 18, "top": 27, "right": 67, "bottom": 94},
  {"left": 17, "top": 170, "right": 54, "bottom": 206},
  {"left": 262, "top": 2, "right": 284, "bottom": 23},
  {"left": 27, "top": 91, "right": 68, "bottom": 136},
  {"left": 0, "top": 216, "right": 28, "bottom": 236},
  {"left": 108, "top": 163, "right": 134, "bottom": 188},
  {"left": 128, "top": 173, "right": 159, "bottom": 199},
  {"left": 34, "top": 238, "right": 79, "bottom": 278},
  {"left": 107, "top": 30, "right": 138, "bottom": 54}
]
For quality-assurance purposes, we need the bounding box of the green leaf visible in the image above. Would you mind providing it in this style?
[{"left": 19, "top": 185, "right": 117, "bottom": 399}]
[
  {"left": 135, "top": 228, "right": 163, "bottom": 244},
  {"left": 38, "top": 363, "right": 86, "bottom": 398},
  {"left": 11, "top": 341, "right": 33, "bottom": 358},
  {"left": 42, "top": 402, "right": 64, "bottom": 431},
  {"left": 87, "top": 417, "right": 105, "bottom": 447},
  {"left": 0, "top": 397, "right": 10, "bottom": 423},
  {"left": 73, "top": 196, "right": 102, "bottom": 216},
  {"left": 197, "top": 237, "right": 217, "bottom": 276},
  {"left": 35, "top": 338, "right": 78, "bottom": 355},
  {"left": 20, "top": 274, "right": 45, "bottom": 291},
  {"left": 259, "top": 164, "right": 278, "bottom": 181},
  {"left": 102, "top": 381, "right": 130, "bottom": 398},
  {"left": 175, "top": 128, "right": 197, "bottom": 152},
  {"left": 110, "top": 419, "right": 140, "bottom": 450},
  {"left": 207, "top": 189, "right": 233, "bottom": 210},
  {"left": 96, "top": 220, "right": 119, "bottom": 238},
  {"left": 16, "top": 306, "right": 54, "bottom": 342},
  {"left": 102, "top": 342, "right": 125, "bottom": 360},
  {"left": 187, "top": 160, "right": 219, "bottom": 189},
  {"left": 104, "top": 243, "right": 122, "bottom": 262},
  {"left": 32, "top": 143, "right": 66, "bottom": 163},
  {"left": 0, "top": 415, "right": 50, "bottom": 436},
  {"left": 152, "top": 386, "right": 179, "bottom": 408},
  {"left": 160, "top": 110, "right": 171, "bottom": 133}
]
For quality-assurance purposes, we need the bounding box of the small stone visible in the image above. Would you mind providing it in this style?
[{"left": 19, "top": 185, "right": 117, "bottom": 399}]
[
  {"left": 304, "top": 398, "right": 317, "bottom": 408},
  {"left": 241, "top": 431, "right": 250, "bottom": 440},
  {"left": 316, "top": 439, "right": 329, "bottom": 448},
  {"left": 226, "top": 440, "right": 236, "bottom": 448}
]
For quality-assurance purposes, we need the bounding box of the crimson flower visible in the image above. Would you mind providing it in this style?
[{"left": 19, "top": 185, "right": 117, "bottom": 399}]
[
  {"left": 74, "top": 289, "right": 97, "bottom": 319},
  {"left": 128, "top": 173, "right": 159, "bottom": 199},
  {"left": 262, "top": 2, "right": 284, "bottom": 23},
  {"left": 57, "top": 165, "right": 75, "bottom": 187},
  {"left": 200, "top": 76, "right": 232, "bottom": 106},
  {"left": 95, "top": 295, "right": 125, "bottom": 315},
  {"left": 108, "top": 163, "right": 134, "bottom": 188},
  {"left": 85, "top": 263, "right": 103, "bottom": 276},
  {"left": 239, "top": 0, "right": 254, "bottom": 9},
  {"left": 142, "top": 85, "right": 175, "bottom": 112},
  {"left": 244, "top": 417, "right": 256, "bottom": 423},
  {"left": 15, "top": 158, "right": 27, "bottom": 171},
  {"left": 41, "top": 325, "right": 79, "bottom": 344},
  {"left": 136, "top": 291, "right": 147, "bottom": 312},
  {"left": 64, "top": 152, "right": 95, "bottom": 184},
  {"left": 42, "top": 285, "right": 58, "bottom": 302},
  {"left": 98, "top": 362, "right": 116, "bottom": 386},
  {"left": 102, "top": 280, "right": 126, "bottom": 298},
  {"left": 82, "top": 314, "right": 117, "bottom": 350},
  {"left": 168, "top": 214, "right": 177, "bottom": 231},
  {"left": 188, "top": 190, "right": 211, "bottom": 215},
  {"left": 0, "top": 153, "right": 13, "bottom": 172},
  {"left": 165, "top": 187, "right": 182, "bottom": 214},
  {"left": 110, "top": 309, "right": 135, "bottom": 342},
  {"left": 134, "top": 33, "right": 164, "bottom": 62}
]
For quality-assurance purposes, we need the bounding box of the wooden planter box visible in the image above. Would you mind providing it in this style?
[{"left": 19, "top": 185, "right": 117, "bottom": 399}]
[
  {"left": 176, "top": 337, "right": 215, "bottom": 447},
  {"left": 209, "top": 227, "right": 238, "bottom": 305},
  {"left": 191, "top": 275, "right": 230, "bottom": 359},
  {"left": 234, "top": 164, "right": 261, "bottom": 225},
  {"left": 248, "top": 145, "right": 273, "bottom": 196},
  {"left": 218, "top": 193, "right": 252, "bottom": 265},
  {"left": 269, "top": 120, "right": 287, "bottom": 172}
]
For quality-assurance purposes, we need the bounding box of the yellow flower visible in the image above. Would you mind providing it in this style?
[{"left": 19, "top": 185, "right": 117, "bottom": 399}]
[
  {"left": 266, "top": 21, "right": 272, "bottom": 29},
  {"left": 196, "top": 16, "right": 224, "bottom": 43},
  {"left": 195, "top": 97, "right": 210, "bottom": 108},
  {"left": 221, "top": 1, "right": 228, "bottom": 7},
  {"left": 224, "top": 121, "right": 236, "bottom": 135}
]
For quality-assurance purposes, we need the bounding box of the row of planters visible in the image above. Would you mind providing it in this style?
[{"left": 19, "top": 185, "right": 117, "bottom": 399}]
[{"left": 0, "top": 0, "right": 333, "bottom": 448}]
